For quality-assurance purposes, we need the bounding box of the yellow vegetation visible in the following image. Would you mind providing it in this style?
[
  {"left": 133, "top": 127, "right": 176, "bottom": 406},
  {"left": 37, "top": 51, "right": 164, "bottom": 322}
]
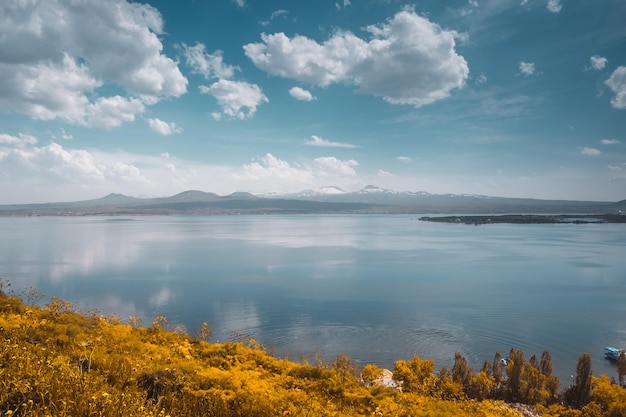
[{"left": 1, "top": 283, "right": 625, "bottom": 416}]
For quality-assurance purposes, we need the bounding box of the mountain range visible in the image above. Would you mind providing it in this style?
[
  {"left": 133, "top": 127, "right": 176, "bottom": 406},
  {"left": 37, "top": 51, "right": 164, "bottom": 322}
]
[{"left": 1, "top": 186, "right": 624, "bottom": 216}]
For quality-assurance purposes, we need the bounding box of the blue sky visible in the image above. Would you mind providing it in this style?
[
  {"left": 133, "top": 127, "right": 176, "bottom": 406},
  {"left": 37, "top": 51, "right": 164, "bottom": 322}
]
[{"left": 1, "top": 0, "right": 625, "bottom": 203}]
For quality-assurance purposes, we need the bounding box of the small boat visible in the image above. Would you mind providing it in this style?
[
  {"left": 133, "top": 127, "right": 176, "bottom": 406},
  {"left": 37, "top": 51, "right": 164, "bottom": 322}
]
[{"left": 604, "top": 346, "right": 624, "bottom": 361}]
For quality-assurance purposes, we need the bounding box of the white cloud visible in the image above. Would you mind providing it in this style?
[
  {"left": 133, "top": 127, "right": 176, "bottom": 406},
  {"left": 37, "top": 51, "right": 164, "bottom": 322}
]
[
  {"left": 605, "top": 66, "right": 626, "bottom": 109},
  {"left": 86, "top": 96, "right": 146, "bottom": 129},
  {"left": 104, "top": 161, "right": 148, "bottom": 184},
  {"left": 271, "top": 10, "right": 289, "bottom": 20},
  {"left": 455, "top": 0, "right": 479, "bottom": 16},
  {"left": 244, "top": 10, "right": 468, "bottom": 108},
  {"left": 0, "top": 138, "right": 148, "bottom": 187},
  {"left": 547, "top": 0, "right": 562, "bottom": 13},
  {"left": 0, "top": 133, "right": 218, "bottom": 202},
  {"left": 336, "top": 0, "right": 351, "bottom": 10},
  {"left": 237, "top": 154, "right": 314, "bottom": 189},
  {"left": 304, "top": 135, "right": 357, "bottom": 148},
  {"left": 59, "top": 129, "right": 73, "bottom": 141},
  {"left": 475, "top": 74, "right": 488, "bottom": 85},
  {"left": 397, "top": 156, "right": 412, "bottom": 163},
  {"left": 199, "top": 79, "right": 268, "bottom": 120},
  {"left": 289, "top": 87, "right": 316, "bottom": 101},
  {"left": 181, "top": 43, "right": 238, "bottom": 80},
  {"left": 0, "top": 133, "right": 38, "bottom": 148},
  {"left": 235, "top": 153, "right": 362, "bottom": 193},
  {"left": 377, "top": 169, "right": 393, "bottom": 177},
  {"left": 314, "top": 157, "right": 358, "bottom": 176},
  {"left": 233, "top": 0, "right": 245, "bottom": 7},
  {"left": 580, "top": 147, "right": 601, "bottom": 156},
  {"left": 261, "top": 10, "right": 289, "bottom": 26},
  {"left": 0, "top": 0, "right": 187, "bottom": 128},
  {"left": 0, "top": 134, "right": 366, "bottom": 203},
  {"left": 148, "top": 118, "right": 183, "bottom": 135},
  {"left": 519, "top": 61, "right": 535, "bottom": 76},
  {"left": 601, "top": 139, "right": 621, "bottom": 145},
  {"left": 589, "top": 55, "right": 608, "bottom": 71},
  {"left": 181, "top": 42, "right": 266, "bottom": 120}
]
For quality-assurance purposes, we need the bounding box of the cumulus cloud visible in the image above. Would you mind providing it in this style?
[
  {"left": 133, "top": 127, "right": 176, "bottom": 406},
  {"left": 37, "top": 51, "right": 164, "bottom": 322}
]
[
  {"left": 181, "top": 42, "right": 267, "bottom": 120},
  {"left": 237, "top": 154, "right": 314, "bottom": 188},
  {"left": 148, "top": 118, "right": 183, "bottom": 135},
  {"left": 181, "top": 43, "right": 238, "bottom": 80},
  {"left": 377, "top": 169, "right": 393, "bottom": 177},
  {"left": 0, "top": 133, "right": 363, "bottom": 203},
  {"left": 314, "top": 157, "right": 358, "bottom": 176},
  {"left": 236, "top": 153, "right": 361, "bottom": 192},
  {"left": 0, "top": 133, "right": 38, "bottom": 148},
  {"left": 547, "top": 0, "right": 562, "bottom": 13},
  {"left": 244, "top": 9, "right": 469, "bottom": 108},
  {"left": 200, "top": 79, "right": 268, "bottom": 120},
  {"left": 518, "top": 61, "right": 535, "bottom": 76},
  {"left": 397, "top": 156, "right": 412, "bottom": 163},
  {"left": 86, "top": 96, "right": 146, "bottom": 129},
  {"left": 289, "top": 87, "right": 316, "bottom": 101},
  {"left": 589, "top": 55, "right": 608, "bottom": 71},
  {"left": 605, "top": 66, "right": 626, "bottom": 109},
  {"left": 580, "top": 147, "right": 601, "bottom": 156},
  {"left": 601, "top": 139, "right": 621, "bottom": 145},
  {"left": 0, "top": 136, "right": 148, "bottom": 188},
  {"left": 0, "top": 0, "right": 187, "bottom": 128},
  {"left": 0, "top": 131, "right": 233, "bottom": 202},
  {"left": 304, "top": 135, "right": 357, "bottom": 148}
]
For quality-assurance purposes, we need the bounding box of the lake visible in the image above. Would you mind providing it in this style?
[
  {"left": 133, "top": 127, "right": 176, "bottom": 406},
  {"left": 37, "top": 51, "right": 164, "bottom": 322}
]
[{"left": 1, "top": 215, "right": 624, "bottom": 385}]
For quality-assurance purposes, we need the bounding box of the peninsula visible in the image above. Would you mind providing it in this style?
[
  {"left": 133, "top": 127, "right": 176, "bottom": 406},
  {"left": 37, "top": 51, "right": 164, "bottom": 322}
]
[{"left": 419, "top": 214, "right": 626, "bottom": 224}]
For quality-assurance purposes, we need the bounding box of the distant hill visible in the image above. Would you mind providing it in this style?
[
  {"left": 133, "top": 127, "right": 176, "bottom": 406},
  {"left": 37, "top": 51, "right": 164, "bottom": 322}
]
[
  {"left": 0, "top": 186, "right": 621, "bottom": 216},
  {"left": 610, "top": 199, "right": 626, "bottom": 210},
  {"left": 263, "top": 185, "right": 617, "bottom": 214}
]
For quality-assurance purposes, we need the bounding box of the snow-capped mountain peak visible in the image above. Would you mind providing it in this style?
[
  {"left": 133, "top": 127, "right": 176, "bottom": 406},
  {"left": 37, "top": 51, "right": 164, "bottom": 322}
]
[{"left": 358, "top": 185, "right": 395, "bottom": 194}]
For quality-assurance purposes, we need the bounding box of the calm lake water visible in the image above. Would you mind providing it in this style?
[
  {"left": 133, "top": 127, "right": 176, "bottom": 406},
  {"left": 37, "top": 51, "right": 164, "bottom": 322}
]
[{"left": 1, "top": 215, "right": 625, "bottom": 385}]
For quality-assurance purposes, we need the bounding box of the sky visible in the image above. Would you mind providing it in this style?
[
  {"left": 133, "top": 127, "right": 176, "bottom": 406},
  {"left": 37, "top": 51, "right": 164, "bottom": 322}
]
[{"left": 0, "top": 0, "right": 625, "bottom": 204}]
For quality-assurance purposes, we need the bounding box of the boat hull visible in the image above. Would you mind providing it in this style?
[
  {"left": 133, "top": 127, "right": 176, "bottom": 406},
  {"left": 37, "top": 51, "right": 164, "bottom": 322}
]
[{"left": 604, "top": 346, "right": 623, "bottom": 361}]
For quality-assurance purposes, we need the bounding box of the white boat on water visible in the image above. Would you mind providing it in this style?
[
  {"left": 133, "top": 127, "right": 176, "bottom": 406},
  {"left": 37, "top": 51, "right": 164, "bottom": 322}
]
[{"left": 604, "top": 346, "right": 624, "bottom": 361}]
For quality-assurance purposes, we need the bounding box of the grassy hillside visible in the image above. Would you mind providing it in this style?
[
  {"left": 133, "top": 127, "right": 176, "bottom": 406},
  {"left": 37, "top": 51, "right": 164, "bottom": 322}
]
[{"left": 1, "top": 283, "right": 625, "bottom": 417}]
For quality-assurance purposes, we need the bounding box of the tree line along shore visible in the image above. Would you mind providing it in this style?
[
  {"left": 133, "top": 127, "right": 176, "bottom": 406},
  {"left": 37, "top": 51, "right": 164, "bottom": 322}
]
[{"left": 1, "top": 281, "right": 625, "bottom": 417}]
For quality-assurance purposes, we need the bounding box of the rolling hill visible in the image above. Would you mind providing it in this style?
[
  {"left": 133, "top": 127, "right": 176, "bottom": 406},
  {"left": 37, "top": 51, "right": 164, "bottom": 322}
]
[{"left": 0, "top": 186, "right": 621, "bottom": 216}]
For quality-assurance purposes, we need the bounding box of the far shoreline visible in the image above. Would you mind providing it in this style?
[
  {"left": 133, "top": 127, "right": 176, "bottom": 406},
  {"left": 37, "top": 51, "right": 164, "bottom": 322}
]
[{"left": 418, "top": 213, "right": 626, "bottom": 225}]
